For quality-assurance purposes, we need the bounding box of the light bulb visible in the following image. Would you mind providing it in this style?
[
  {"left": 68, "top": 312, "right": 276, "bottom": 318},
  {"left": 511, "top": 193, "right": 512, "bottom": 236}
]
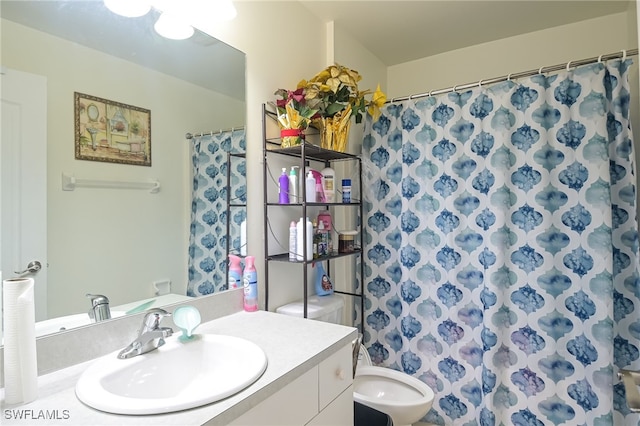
[
  {"left": 103, "top": 0, "right": 151, "bottom": 18},
  {"left": 154, "top": 12, "right": 194, "bottom": 40}
]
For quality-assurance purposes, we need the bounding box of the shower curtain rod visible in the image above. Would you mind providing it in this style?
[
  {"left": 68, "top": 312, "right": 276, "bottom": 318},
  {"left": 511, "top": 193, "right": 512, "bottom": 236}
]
[
  {"left": 390, "top": 48, "right": 638, "bottom": 103},
  {"left": 185, "top": 125, "right": 245, "bottom": 140}
]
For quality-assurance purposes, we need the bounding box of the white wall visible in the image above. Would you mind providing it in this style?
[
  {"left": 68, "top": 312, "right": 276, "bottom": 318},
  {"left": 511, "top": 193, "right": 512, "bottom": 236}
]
[
  {"left": 2, "top": 19, "right": 244, "bottom": 317},
  {"left": 196, "top": 1, "right": 329, "bottom": 311},
  {"left": 387, "top": 12, "right": 635, "bottom": 99}
]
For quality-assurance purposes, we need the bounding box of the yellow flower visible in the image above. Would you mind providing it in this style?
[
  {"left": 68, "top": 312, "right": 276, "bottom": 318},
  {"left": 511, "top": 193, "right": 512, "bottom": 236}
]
[{"left": 367, "top": 84, "right": 387, "bottom": 121}]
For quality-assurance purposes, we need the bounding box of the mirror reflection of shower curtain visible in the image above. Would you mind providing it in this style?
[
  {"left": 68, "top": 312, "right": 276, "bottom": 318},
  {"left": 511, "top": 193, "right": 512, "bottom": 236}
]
[
  {"left": 187, "top": 129, "right": 246, "bottom": 297},
  {"left": 362, "top": 59, "right": 640, "bottom": 424}
]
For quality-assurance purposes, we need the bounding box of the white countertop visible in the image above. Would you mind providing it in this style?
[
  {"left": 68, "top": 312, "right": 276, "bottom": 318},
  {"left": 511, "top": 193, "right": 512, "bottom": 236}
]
[{"left": 1, "top": 310, "right": 357, "bottom": 426}]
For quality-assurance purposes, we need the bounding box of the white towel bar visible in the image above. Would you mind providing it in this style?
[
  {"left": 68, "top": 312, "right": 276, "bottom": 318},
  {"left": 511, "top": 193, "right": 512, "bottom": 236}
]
[{"left": 62, "top": 173, "right": 160, "bottom": 194}]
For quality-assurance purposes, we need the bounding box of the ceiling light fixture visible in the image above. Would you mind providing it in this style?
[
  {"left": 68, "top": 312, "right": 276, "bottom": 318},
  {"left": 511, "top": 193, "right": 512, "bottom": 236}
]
[
  {"left": 103, "top": 0, "right": 151, "bottom": 18},
  {"left": 154, "top": 12, "right": 195, "bottom": 40}
]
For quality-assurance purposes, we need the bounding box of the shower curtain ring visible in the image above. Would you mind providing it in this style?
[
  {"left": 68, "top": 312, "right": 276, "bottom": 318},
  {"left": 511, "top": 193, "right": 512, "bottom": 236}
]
[
  {"left": 566, "top": 60, "right": 573, "bottom": 71},
  {"left": 622, "top": 49, "right": 627, "bottom": 61},
  {"left": 507, "top": 73, "right": 513, "bottom": 81},
  {"left": 598, "top": 54, "right": 604, "bottom": 63},
  {"left": 478, "top": 79, "right": 483, "bottom": 88},
  {"left": 538, "top": 66, "right": 545, "bottom": 75},
  {"left": 453, "top": 85, "right": 459, "bottom": 93}
]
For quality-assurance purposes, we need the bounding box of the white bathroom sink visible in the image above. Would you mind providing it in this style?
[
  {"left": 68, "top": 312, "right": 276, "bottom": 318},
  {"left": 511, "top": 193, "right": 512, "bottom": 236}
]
[{"left": 75, "top": 334, "right": 267, "bottom": 415}]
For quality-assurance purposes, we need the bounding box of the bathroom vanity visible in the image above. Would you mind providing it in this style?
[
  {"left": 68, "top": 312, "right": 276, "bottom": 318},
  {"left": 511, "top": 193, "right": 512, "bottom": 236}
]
[{"left": 0, "top": 292, "right": 357, "bottom": 425}]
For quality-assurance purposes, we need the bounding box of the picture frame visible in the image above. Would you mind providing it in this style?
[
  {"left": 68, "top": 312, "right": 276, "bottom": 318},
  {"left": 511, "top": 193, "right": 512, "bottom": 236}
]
[{"left": 74, "top": 92, "right": 151, "bottom": 166}]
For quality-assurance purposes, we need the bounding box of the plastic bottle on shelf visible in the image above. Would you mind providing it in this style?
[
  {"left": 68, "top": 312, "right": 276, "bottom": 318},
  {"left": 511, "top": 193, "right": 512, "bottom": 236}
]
[
  {"left": 305, "top": 171, "right": 316, "bottom": 203},
  {"left": 228, "top": 254, "right": 242, "bottom": 289},
  {"left": 296, "top": 217, "right": 313, "bottom": 261},
  {"left": 342, "top": 179, "right": 351, "bottom": 203},
  {"left": 312, "top": 220, "right": 319, "bottom": 259},
  {"left": 278, "top": 168, "right": 289, "bottom": 204},
  {"left": 321, "top": 166, "right": 335, "bottom": 203},
  {"left": 289, "top": 221, "right": 297, "bottom": 261},
  {"left": 314, "top": 174, "right": 325, "bottom": 202},
  {"left": 316, "top": 220, "right": 328, "bottom": 256},
  {"left": 243, "top": 255, "right": 258, "bottom": 312},
  {"left": 289, "top": 166, "right": 299, "bottom": 203},
  {"left": 240, "top": 219, "right": 247, "bottom": 256},
  {"left": 317, "top": 210, "right": 333, "bottom": 253}
]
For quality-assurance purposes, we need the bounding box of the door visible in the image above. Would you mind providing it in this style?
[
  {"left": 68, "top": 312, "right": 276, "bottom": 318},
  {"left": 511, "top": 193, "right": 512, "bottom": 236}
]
[{"left": 1, "top": 67, "right": 48, "bottom": 335}]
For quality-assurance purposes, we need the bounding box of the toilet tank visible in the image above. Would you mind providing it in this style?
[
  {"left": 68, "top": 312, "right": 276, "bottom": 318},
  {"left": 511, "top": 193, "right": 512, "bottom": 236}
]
[{"left": 276, "top": 294, "right": 344, "bottom": 324}]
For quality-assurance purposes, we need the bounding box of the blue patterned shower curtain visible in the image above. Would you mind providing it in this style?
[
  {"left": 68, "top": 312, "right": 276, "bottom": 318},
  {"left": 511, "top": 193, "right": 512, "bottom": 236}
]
[
  {"left": 187, "top": 130, "right": 246, "bottom": 297},
  {"left": 362, "top": 60, "right": 640, "bottom": 425}
]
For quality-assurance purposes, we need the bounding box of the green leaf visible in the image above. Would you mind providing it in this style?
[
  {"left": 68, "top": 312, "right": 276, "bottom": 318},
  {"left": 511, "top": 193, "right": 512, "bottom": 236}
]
[{"left": 326, "top": 102, "right": 347, "bottom": 116}]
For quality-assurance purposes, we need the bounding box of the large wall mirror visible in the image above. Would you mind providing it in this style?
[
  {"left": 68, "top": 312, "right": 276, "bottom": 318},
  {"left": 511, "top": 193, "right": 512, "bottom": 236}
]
[{"left": 0, "top": 0, "right": 246, "bottom": 340}]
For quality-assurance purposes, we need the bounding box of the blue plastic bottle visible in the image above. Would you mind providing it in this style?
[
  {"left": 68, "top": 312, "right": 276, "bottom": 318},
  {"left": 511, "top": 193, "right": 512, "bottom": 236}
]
[
  {"left": 228, "top": 254, "right": 242, "bottom": 289},
  {"left": 243, "top": 256, "right": 258, "bottom": 312},
  {"left": 279, "top": 168, "right": 289, "bottom": 204}
]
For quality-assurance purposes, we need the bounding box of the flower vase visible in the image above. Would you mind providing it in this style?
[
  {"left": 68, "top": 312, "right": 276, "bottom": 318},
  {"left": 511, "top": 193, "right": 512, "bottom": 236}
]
[
  {"left": 316, "top": 108, "right": 352, "bottom": 152},
  {"left": 280, "top": 128, "right": 304, "bottom": 148}
]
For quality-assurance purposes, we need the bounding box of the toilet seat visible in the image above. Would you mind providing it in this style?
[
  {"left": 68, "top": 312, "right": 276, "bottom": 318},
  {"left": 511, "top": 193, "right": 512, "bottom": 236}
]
[
  {"left": 354, "top": 366, "right": 433, "bottom": 406},
  {"left": 353, "top": 352, "right": 434, "bottom": 426}
]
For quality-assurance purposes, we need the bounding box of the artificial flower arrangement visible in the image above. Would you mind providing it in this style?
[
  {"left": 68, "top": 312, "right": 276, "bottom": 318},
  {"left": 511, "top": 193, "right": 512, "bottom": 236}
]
[
  {"left": 274, "top": 88, "right": 317, "bottom": 148},
  {"left": 275, "top": 63, "right": 386, "bottom": 152}
]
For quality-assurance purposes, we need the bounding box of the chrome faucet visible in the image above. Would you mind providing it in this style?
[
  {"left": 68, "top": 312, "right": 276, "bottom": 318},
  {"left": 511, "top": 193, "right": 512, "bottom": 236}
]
[
  {"left": 117, "top": 308, "right": 173, "bottom": 359},
  {"left": 86, "top": 293, "right": 111, "bottom": 322}
]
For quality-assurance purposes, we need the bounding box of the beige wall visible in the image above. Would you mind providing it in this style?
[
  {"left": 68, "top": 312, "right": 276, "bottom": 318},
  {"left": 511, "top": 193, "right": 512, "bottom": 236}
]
[
  {"left": 387, "top": 12, "right": 635, "bottom": 98},
  {"left": 2, "top": 19, "right": 244, "bottom": 317}
]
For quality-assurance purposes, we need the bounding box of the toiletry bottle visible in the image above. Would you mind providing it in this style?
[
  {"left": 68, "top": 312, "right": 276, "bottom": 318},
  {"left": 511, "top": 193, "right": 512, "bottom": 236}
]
[
  {"left": 228, "top": 254, "right": 242, "bottom": 289},
  {"left": 298, "top": 160, "right": 315, "bottom": 198},
  {"left": 305, "top": 171, "right": 316, "bottom": 203},
  {"left": 317, "top": 210, "right": 333, "bottom": 252},
  {"left": 243, "top": 255, "right": 258, "bottom": 312},
  {"left": 342, "top": 179, "right": 351, "bottom": 203},
  {"left": 240, "top": 219, "right": 247, "bottom": 256},
  {"left": 312, "top": 220, "right": 319, "bottom": 259},
  {"left": 296, "top": 217, "right": 313, "bottom": 260},
  {"left": 289, "top": 166, "right": 299, "bottom": 203},
  {"left": 289, "top": 221, "right": 297, "bottom": 261},
  {"left": 317, "top": 220, "right": 328, "bottom": 256},
  {"left": 321, "top": 166, "right": 335, "bottom": 203},
  {"left": 315, "top": 174, "right": 326, "bottom": 203},
  {"left": 278, "top": 168, "right": 289, "bottom": 204}
]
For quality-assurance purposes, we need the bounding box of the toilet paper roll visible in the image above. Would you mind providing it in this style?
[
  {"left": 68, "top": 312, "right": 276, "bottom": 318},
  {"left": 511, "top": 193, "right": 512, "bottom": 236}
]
[{"left": 3, "top": 277, "right": 38, "bottom": 405}]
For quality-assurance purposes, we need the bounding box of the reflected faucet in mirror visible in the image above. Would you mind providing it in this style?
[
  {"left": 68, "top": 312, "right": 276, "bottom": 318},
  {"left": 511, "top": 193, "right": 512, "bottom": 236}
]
[
  {"left": 86, "top": 294, "right": 111, "bottom": 322},
  {"left": 118, "top": 308, "right": 174, "bottom": 359}
]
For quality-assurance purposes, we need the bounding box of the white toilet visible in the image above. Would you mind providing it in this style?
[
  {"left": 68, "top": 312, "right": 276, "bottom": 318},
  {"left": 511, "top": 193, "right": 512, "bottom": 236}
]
[{"left": 277, "top": 294, "right": 435, "bottom": 426}]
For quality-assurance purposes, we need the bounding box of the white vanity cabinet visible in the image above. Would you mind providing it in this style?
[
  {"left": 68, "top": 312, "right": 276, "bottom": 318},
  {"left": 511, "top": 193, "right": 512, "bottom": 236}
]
[{"left": 229, "top": 343, "right": 354, "bottom": 425}]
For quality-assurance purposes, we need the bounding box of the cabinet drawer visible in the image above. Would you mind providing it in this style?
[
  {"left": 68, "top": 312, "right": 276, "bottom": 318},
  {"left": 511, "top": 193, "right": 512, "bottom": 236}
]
[
  {"left": 229, "top": 366, "right": 318, "bottom": 426},
  {"left": 307, "top": 385, "right": 353, "bottom": 426},
  {"left": 318, "top": 343, "right": 353, "bottom": 410}
]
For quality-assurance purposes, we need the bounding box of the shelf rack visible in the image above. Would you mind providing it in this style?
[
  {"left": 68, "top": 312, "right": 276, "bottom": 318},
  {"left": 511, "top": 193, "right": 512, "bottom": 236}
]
[{"left": 262, "top": 103, "right": 365, "bottom": 332}]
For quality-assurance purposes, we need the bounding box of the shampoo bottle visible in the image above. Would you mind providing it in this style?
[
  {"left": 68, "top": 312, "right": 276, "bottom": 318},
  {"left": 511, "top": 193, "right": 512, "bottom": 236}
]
[
  {"left": 296, "top": 217, "right": 313, "bottom": 260},
  {"left": 289, "top": 166, "right": 299, "bottom": 203},
  {"left": 228, "top": 254, "right": 242, "bottom": 289},
  {"left": 321, "top": 166, "right": 335, "bottom": 203},
  {"left": 305, "top": 171, "right": 316, "bottom": 203},
  {"left": 278, "top": 168, "right": 289, "bottom": 204},
  {"left": 243, "top": 255, "right": 258, "bottom": 312},
  {"left": 289, "top": 221, "right": 297, "bottom": 261}
]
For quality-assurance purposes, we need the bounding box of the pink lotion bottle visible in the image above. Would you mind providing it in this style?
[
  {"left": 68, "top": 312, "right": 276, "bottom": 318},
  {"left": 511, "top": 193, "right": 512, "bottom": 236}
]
[{"left": 243, "top": 255, "right": 258, "bottom": 312}]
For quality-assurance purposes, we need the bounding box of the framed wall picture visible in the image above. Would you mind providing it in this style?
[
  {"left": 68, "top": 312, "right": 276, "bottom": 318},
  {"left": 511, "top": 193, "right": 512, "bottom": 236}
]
[{"left": 74, "top": 92, "right": 151, "bottom": 166}]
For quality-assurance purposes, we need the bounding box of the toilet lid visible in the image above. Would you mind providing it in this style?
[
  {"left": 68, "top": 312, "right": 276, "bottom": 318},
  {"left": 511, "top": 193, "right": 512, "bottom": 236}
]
[{"left": 358, "top": 346, "right": 372, "bottom": 366}]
